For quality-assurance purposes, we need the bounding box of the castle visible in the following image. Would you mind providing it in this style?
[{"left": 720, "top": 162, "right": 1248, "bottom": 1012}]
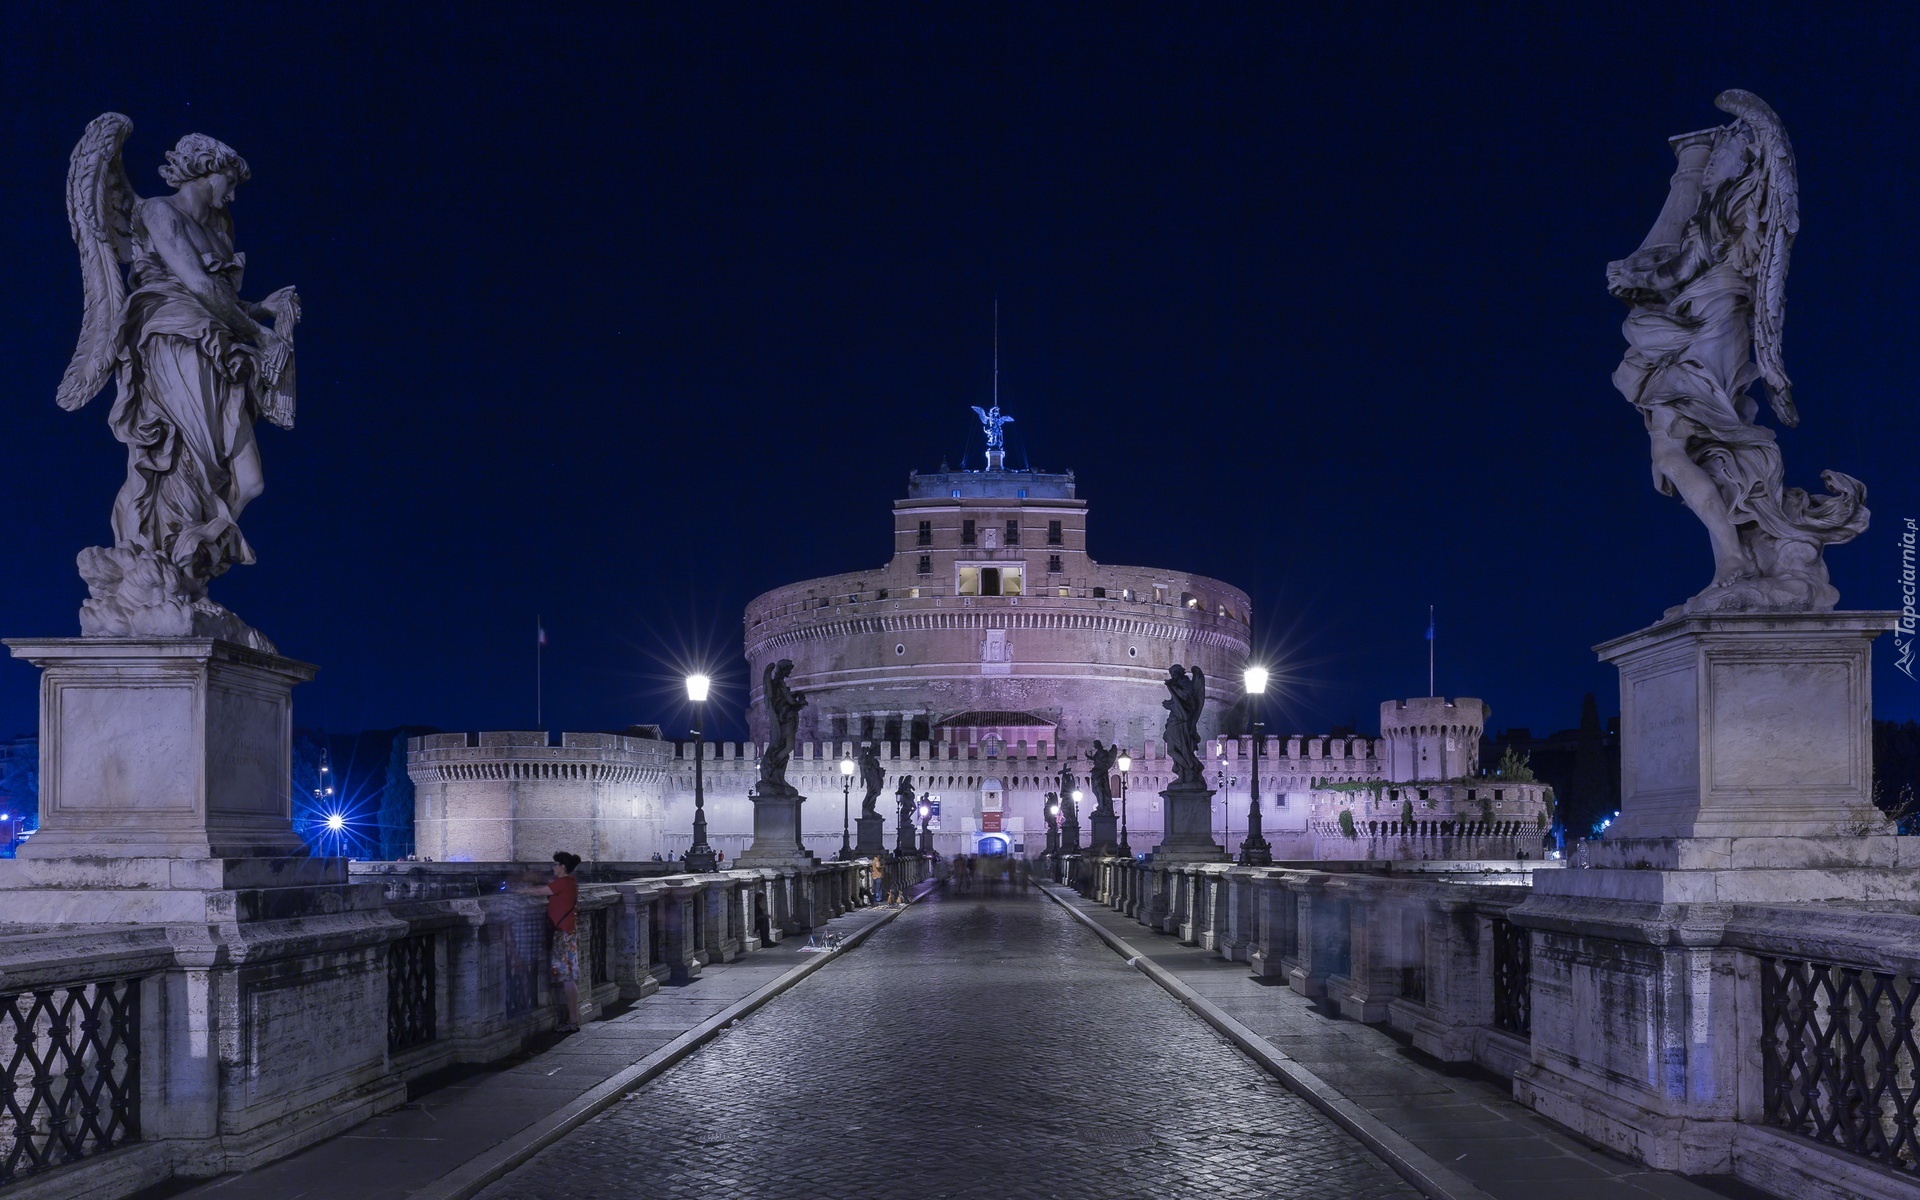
[{"left": 414, "top": 417, "right": 1551, "bottom": 862}]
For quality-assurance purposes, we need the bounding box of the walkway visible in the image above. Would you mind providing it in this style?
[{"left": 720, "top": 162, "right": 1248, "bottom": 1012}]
[
  {"left": 476, "top": 885, "right": 1418, "bottom": 1200},
  {"left": 1040, "top": 883, "right": 1776, "bottom": 1200}
]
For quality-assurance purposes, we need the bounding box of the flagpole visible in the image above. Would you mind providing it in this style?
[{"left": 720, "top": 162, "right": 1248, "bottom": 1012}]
[
  {"left": 536, "top": 615, "right": 543, "bottom": 730},
  {"left": 1428, "top": 604, "right": 1435, "bottom": 698}
]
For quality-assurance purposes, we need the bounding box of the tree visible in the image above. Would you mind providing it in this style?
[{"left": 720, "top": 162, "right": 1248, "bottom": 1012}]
[{"left": 379, "top": 731, "right": 418, "bottom": 860}]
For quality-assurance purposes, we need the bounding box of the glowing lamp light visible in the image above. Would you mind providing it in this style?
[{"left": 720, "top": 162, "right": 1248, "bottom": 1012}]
[
  {"left": 1048, "top": 803, "right": 1060, "bottom": 817},
  {"left": 324, "top": 813, "right": 346, "bottom": 833},
  {"left": 685, "top": 674, "right": 712, "bottom": 703},
  {"left": 918, "top": 804, "right": 930, "bottom": 819},
  {"left": 1072, "top": 789, "right": 1083, "bottom": 803},
  {"left": 1118, "top": 752, "right": 1131, "bottom": 773},
  {"left": 1244, "top": 665, "right": 1270, "bottom": 695},
  {"left": 840, "top": 757, "right": 856, "bottom": 777}
]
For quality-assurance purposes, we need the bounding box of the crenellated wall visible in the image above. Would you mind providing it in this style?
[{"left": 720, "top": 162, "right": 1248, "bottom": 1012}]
[{"left": 412, "top": 708, "right": 1547, "bottom": 865}]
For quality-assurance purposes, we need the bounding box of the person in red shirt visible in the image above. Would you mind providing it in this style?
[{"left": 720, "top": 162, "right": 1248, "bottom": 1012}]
[{"left": 536, "top": 851, "right": 583, "bottom": 1032}]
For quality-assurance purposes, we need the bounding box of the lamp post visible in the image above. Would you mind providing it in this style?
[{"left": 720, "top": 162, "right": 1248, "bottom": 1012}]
[
  {"left": 1240, "top": 665, "right": 1273, "bottom": 865},
  {"left": 838, "top": 755, "right": 856, "bottom": 861},
  {"left": 1117, "top": 751, "right": 1132, "bottom": 857},
  {"left": 683, "top": 674, "right": 718, "bottom": 872},
  {"left": 918, "top": 795, "right": 933, "bottom": 857}
]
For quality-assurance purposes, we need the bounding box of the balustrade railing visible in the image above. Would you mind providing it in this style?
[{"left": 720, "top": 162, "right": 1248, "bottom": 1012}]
[
  {"left": 1, "top": 977, "right": 142, "bottom": 1188},
  {"left": 386, "top": 932, "right": 437, "bottom": 1056},
  {"left": 1491, "top": 916, "right": 1531, "bottom": 1037},
  {"left": 1760, "top": 955, "right": 1920, "bottom": 1175},
  {"left": 589, "top": 909, "right": 612, "bottom": 987}
]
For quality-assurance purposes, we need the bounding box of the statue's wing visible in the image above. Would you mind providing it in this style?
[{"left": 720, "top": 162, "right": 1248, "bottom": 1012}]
[
  {"left": 58, "top": 113, "right": 138, "bottom": 413},
  {"left": 1716, "top": 89, "right": 1800, "bottom": 426},
  {"left": 1191, "top": 666, "right": 1207, "bottom": 710},
  {"left": 971, "top": 405, "right": 990, "bottom": 426}
]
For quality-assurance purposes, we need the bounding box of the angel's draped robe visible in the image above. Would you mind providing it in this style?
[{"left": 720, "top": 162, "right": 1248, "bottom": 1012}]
[{"left": 107, "top": 200, "right": 267, "bottom": 588}]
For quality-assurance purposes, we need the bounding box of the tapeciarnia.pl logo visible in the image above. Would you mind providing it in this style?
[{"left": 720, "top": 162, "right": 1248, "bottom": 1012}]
[{"left": 1897, "top": 517, "right": 1917, "bottom": 681}]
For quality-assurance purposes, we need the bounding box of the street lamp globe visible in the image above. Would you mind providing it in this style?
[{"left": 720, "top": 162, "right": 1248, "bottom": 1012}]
[
  {"left": 1071, "top": 789, "right": 1083, "bottom": 804},
  {"left": 685, "top": 673, "right": 712, "bottom": 703},
  {"left": 1118, "top": 752, "right": 1131, "bottom": 773},
  {"left": 1244, "top": 665, "right": 1269, "bottom": 695},
  {"left": 840, "top": 757, "right": 856, "bottom": 777},
  {"left": 1048, "top": 802, "right": 1060, "bottom": 818}
]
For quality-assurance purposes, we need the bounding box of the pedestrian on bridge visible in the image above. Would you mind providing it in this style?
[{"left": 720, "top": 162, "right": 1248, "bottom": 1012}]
[{"left": 512, "top": 851, "right": 584, "bottom": 1033}]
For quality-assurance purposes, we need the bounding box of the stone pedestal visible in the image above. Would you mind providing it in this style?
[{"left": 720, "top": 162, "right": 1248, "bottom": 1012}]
[
  {"left": 8, "top": 638, "right": 314, "bottom": 859},
  {"left": 0, "top": 638, "right": 357, "bottom": 923},
  {"left": 736, "top": 787, "right": 817, "bottom": 869},
  {"left": 854, "top": 814, "right": 887, "bottom": 858},
  {"left": 1087, "top": 811, "right": 1119, "bottom": 855},
  {"left": 1515, "top": 610, "right": 1913, "bottom": 1181},
  {"left": 1154, "top": 783, "right": 1225, "bottom": 864},
  {"left": 1597, "top": 611, "right": 1894, "bottom": 842}
]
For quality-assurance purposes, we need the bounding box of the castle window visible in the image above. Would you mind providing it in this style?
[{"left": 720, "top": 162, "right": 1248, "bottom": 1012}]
[
  {"left": 917, "top": 555, "right": 931, "bottom": 575},
  {"left": 917, "top": 520, "right": 932, "bottom": 546},
  {"left": 1016, "top": 488, "right": 1028, "bottom": 499},
  {"left": 1057, "top": 587, "right": 1070, "bottom": 597},
  {"left": 1047, "top": 554, "right": 1063, "bottom": 573},
  {"left": 958, "top": 566, "right": 1023, "bottom": 597},
  {"left": 877, "top": 589, "right": 889, "bottom": 600},
  {"left": 908, "top": 587, "right": 920, "bottom": 598},
  {"left": 1154, "top": 586, "right": 1167, "bottom": 604},
  {"left": 1006, "top": 520, "right": 1019, "bottom": 544},
  {"left": 962, "top": 519, "right": 976, "bottom": 545},
  {"left": 1181, "top": 591, "right": 1197, "bottom": 609},
  {"left": 1092, "top": 587, "right": 1106, "bottom": 598},
  {"left": 1047, "top": 520, "right": 1062, "bottom": 545}
]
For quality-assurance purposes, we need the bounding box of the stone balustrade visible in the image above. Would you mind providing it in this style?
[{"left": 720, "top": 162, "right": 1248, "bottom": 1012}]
[
  {"left": 0, "top": 856, "right": 901, "bottom": 1199},
  {"left": 1058, "top": 851, "right": 1920, "bottom": 1200}
]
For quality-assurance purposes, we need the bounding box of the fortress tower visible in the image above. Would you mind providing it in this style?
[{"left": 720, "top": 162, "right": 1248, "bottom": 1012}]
[
  {"left": 1380, "top": 697, "right": 1487, "bottom": 782},
  {"left": 741, "top": 414, "right": 1252, "bottom": 756}
]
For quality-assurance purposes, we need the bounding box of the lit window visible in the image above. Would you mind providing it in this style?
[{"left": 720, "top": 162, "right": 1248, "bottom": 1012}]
[{"left": 1057, "top": 587, "right": 1069, "bottom": 597}]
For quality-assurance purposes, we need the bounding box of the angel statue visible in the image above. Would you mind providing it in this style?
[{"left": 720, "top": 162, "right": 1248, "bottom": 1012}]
[
  {"left": 858, "top": 742, "right": 886, "bottom": 818},
  {"left": 58, "top": 114, "right": 301, "bottom": 651},
  {"left": 757, "top": 659, "right": 808, "bottom": 796},
  {"left": 1162, "top": 665, "right": 1207, "bottom": 788},
  {"left": 1083, "top": 740, "right": 1118, "bottom": 816},
  {"left": 1606, "top": 90, "right": 1867, "bottom": 616},
  {"left": 970, "top": 403, "right": 1013, "bottom": 451}
]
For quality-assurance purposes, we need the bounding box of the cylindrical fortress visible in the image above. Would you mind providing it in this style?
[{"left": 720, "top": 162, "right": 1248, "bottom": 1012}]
[{"left": 742, "top": 466, "right": 1252, "bottom": 753}]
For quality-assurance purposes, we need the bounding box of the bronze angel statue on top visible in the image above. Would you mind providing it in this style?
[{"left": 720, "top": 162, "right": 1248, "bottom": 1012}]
[
  {"left": 1606, "top": 90, "right": 1867, "bottom": 616},
  {"left": 59, "top": 114, "right": 301, "bottom": 651}
]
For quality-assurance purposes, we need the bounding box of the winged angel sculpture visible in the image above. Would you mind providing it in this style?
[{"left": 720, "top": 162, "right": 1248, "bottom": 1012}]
[
  {"left": 1606, "top": 90, "right": 1867, "bottom": 615},
  {"left": 59, "top": 114, "right": 300, "bottom": 651}
]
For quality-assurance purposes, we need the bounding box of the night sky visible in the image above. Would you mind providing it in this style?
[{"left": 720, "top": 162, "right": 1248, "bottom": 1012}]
[{"left": 3, "top": 5, "right": 1917, "bottom": 744}]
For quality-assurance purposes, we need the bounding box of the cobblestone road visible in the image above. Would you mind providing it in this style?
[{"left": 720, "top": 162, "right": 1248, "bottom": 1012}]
[{"left": 478, "top": 887, "right": 1418, "bottom": 1199}]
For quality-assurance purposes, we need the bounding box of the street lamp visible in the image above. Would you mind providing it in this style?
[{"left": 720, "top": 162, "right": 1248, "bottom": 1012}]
[
  {"left": 1117, "top": 751, "right": 1132, "bottom": 856},
  {"left": 918, "top": 795, "right": 933, "bottom": 857},
  {"left": 838, "top": 755, "right": 856, "bottom": 861},
  {"left": 1240, "top": 665, "right": 1273, "bottom": 865},
  {"left": 683, "top": 674, "right": 718, "bottom": 872}
]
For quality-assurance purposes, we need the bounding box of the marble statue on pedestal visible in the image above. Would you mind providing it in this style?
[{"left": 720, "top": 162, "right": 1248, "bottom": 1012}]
[
  {"left": 1162, "top": 665, "right": 1206, "bottom": 787},
  {"left": 1084, "top": 741, "right": 1118, "bottom": 816},
  {"left": 757, "top": 659, "right": 807, "bottom": 797},
  {"left": 59, "top": 114, "right": 301, "bottom": 652},
  {"left": 1607, "top": 90, "right": 1868, "bottom": 616},
  {"left": 858, "top": 742, "right": 885, "bottom": 818}
]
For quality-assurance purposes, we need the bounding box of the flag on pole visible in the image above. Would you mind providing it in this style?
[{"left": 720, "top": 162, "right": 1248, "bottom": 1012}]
[
  {"left": 1425, "top": 609, "right": 1435, "bottom": 641},
  {"left": 537, "top": 620, "right": 548, "bottom": 647}
]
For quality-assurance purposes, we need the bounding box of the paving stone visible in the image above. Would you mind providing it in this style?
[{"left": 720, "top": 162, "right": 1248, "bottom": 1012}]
[{"left": 477, "top": 890, "right": 1419, "bottom": 1200}]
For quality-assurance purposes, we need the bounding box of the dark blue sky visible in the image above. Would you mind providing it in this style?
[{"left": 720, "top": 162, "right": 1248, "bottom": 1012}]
[{"left": 3, "top": 5, "right": 1916, "bottom": 742}]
